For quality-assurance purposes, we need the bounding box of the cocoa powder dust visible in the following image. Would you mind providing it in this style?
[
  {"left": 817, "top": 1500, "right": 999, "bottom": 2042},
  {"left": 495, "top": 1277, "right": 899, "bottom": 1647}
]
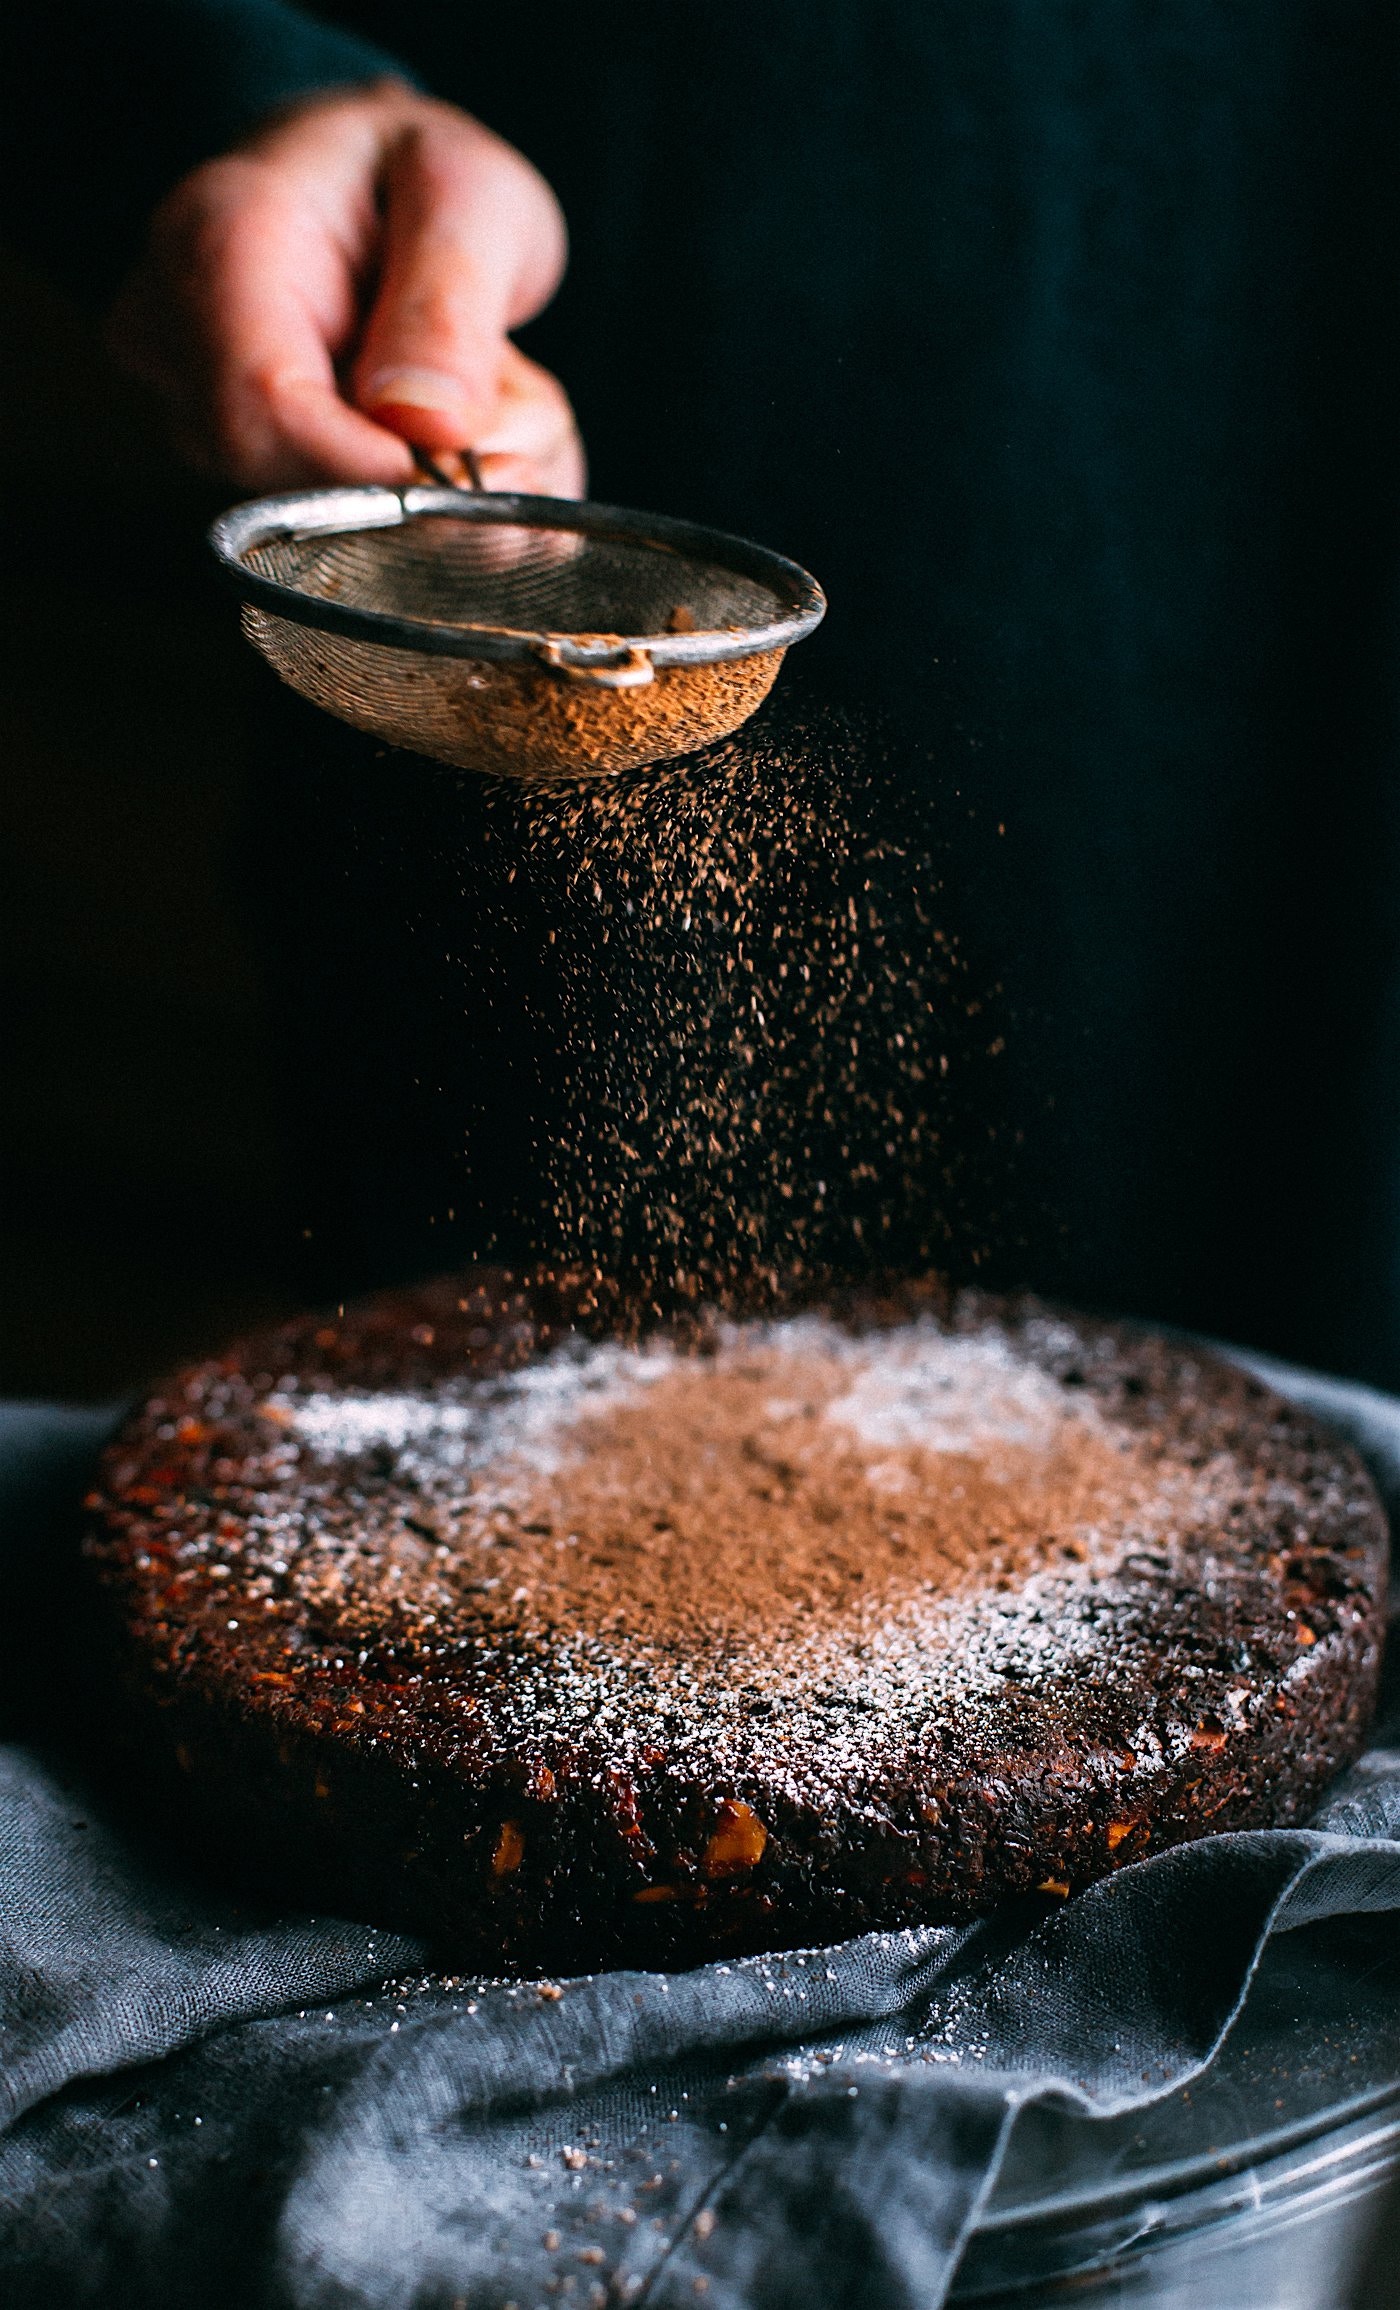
[
  {"left": 428, "top": 699, "right": 1013, "bottom": 1317},
  {"left": 276, "top": 1314, "right": 1194, "bottom": 1666}
]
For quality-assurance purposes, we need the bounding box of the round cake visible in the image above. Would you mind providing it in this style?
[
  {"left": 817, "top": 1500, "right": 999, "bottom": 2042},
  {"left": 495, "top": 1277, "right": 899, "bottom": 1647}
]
[{"left": 86, "top": 1275, "right": 1387, "bottom": 1971}]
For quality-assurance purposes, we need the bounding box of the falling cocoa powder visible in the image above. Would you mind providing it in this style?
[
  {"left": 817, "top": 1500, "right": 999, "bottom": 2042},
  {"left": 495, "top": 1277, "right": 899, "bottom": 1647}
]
[{"left": 451, "top": 700, "right": 1011, "bottom": 1314}]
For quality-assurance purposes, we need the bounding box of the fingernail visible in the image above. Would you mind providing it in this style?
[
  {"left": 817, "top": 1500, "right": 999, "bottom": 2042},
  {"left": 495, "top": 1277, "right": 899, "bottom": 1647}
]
[{"left": 362, "top": 365, "right": 474, "bottom": 417}]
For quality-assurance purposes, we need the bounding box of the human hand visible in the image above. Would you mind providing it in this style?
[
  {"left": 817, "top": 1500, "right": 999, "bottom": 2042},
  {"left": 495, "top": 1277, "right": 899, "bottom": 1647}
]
[{"left": 108, "top": 80, "right": 583, "bottom": 496}]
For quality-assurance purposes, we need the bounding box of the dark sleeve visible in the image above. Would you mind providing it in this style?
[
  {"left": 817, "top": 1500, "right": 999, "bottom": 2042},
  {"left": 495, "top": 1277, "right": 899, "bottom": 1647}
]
[{"left": 1, "top": 0, "right": 413, "bottom": 299}]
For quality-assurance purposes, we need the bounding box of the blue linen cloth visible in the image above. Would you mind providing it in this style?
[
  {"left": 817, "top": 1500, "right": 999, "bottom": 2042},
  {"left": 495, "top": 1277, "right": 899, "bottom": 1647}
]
[{"left": 1, "top": 1361, "right": 1398, "bottom": 2308}]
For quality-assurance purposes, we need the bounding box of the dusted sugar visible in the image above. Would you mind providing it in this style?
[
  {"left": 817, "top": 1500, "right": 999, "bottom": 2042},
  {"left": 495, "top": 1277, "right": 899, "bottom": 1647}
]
[{"left": 86, "top": 1276, "right": 1388, "bottom": 1973}]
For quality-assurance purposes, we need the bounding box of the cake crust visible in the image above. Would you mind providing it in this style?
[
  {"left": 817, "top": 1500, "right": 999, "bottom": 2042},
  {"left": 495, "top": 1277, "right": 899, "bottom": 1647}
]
[{"left": 85, "top": 1275, "right": 1389, "bottom": 1970}]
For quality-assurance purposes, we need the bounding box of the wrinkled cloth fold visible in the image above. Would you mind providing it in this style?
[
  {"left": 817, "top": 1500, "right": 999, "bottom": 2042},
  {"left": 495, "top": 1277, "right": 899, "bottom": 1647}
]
[{"left": 1, "top": 1360, "right": 1398, "bottom": 2307}]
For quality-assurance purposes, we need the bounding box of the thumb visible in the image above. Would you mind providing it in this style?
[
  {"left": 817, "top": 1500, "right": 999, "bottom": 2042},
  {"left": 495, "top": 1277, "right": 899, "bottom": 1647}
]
[{"left": 352, "top": 109, "right": 567, "bottom": 454}]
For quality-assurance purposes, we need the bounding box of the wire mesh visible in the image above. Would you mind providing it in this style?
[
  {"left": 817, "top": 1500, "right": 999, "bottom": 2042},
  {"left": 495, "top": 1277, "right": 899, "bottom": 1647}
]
[
  {"left": 210, "top": 490, "right": 825, "bottom": 780},
  {"left": 241, "top": 608, "right": 785, "bottom": 778},
  {"left": 241, "top": 518, "right": 785, "bottom": 638}
]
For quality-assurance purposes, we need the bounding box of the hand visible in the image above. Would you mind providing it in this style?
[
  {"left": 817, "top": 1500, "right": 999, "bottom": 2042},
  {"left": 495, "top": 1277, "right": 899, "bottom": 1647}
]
[{"left": 108, "top": 80, "right": 584, "bottom": 496}]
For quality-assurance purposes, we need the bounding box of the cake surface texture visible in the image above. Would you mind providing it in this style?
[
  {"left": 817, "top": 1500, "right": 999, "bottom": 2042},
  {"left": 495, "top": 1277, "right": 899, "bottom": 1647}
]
[{"left": 87, "top": 1276, "right": 1389, "bottom": 1969}]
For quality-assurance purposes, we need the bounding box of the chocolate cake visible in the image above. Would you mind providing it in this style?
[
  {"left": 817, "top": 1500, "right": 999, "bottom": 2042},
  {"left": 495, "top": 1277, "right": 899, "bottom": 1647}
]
[{"left": 86, "top": 1276, "right": 1388, "bottom": 1971}]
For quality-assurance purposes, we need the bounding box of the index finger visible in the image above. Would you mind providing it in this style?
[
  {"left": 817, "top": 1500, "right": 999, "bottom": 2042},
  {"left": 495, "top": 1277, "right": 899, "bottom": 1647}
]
[
  {"left": 220, "top": 283, "right": 418, "bottom": 488},
  {"left": 352, "top": 112, "right": 568, "bottom": 453}
]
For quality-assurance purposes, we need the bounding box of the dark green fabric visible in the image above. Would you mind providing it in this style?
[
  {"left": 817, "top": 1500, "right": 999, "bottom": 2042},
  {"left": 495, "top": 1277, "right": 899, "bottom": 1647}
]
[
  {"left": 435, "top": 2, "right": 1400, "bottom": 1380},
  {"left": 282, "top": 1, "right": 1400, "bottom": 1381},
  {"left": 8, "top": 2, "right": 1400, "bottom": 1379},
  {"left": 0, "top": 0, "right": 402, "bottom": 295}
]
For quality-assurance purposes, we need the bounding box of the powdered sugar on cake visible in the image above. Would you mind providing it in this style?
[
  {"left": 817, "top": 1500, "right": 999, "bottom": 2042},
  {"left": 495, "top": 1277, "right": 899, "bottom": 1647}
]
[
  {"left": 279, "top": 1315, "right": 1115, "bottom": 1500},
  {"left": 91, "top": 1284, "right": 1387, "bottom": 1952},
  {"left": 259, "top": 1312, "right": 1261, "bottom": 1766}
]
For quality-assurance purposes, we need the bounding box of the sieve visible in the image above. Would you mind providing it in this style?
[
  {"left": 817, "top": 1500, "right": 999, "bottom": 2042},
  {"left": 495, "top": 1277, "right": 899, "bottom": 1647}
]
[{"left": 208, "top": 484, "right": 826, "bottom": 779}]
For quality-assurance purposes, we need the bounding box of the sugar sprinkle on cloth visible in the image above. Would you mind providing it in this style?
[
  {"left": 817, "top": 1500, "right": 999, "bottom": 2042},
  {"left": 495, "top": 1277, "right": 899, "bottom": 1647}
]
[{"left": 1, "top": 1364, "right": 1400, "bottom": 2308}]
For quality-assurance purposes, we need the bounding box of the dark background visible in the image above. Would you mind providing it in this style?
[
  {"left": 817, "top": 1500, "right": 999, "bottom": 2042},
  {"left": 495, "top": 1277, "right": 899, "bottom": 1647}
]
[
  {"left": 7, "top": 0, "right": 1400, "bottom": 1403},
  {"left": 0, "top": 249, "right": 298, "bottom": 1400}
]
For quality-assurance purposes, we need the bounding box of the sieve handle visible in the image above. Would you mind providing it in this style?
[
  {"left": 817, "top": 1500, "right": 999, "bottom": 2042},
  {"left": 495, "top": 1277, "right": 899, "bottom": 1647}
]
[
  {"left": 531, "top": 639, "right": 656, "bottom": 689},
  {"left": 411, "top": 447, "right": 486, "bottom": 490}
]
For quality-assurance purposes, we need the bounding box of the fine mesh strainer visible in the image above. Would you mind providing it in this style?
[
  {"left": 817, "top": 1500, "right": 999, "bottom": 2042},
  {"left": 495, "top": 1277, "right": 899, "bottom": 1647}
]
[{"left": 208, "top": 486, "right": 826, "bottom": 779}]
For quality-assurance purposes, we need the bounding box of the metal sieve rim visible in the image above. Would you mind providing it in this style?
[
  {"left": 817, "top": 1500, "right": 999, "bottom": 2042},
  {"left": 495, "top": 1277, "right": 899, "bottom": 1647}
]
[{"left": 208, "top": 486, "right": 827, "bottom": 671}]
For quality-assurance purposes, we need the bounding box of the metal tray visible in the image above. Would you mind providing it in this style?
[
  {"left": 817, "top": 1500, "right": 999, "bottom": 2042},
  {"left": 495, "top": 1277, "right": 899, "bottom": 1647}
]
[{"left": 953, "top": 1910, "right": 1400, "bottom": 2303}]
